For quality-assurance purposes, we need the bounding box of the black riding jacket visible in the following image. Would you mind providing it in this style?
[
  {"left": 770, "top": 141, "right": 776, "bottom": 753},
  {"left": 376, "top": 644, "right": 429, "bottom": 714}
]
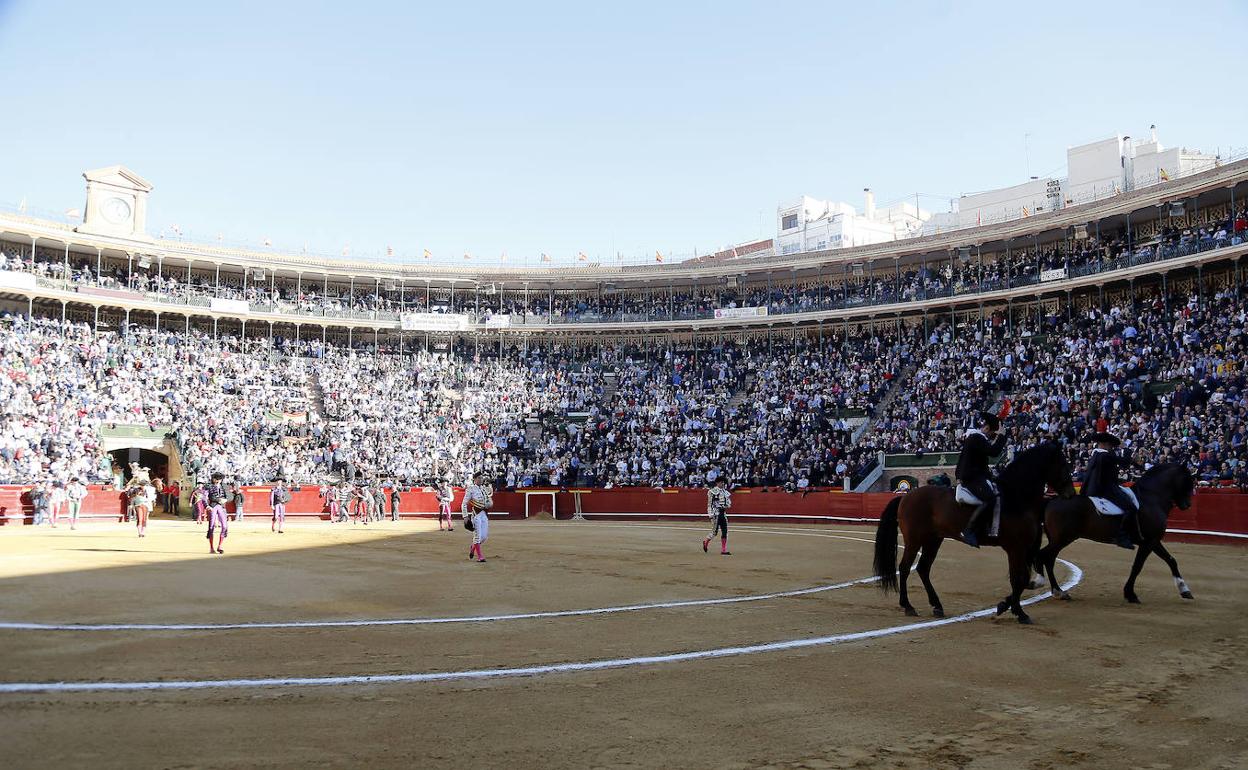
[
  {"left": 956, "top": 430, "right": 1006, "bottom": 486},
  {"left": 1081, "top": 448, "right": 1128, "bottom": 498}
]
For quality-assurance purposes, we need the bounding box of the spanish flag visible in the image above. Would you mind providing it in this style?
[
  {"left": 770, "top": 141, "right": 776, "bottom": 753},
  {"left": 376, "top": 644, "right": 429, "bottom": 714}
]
[
  {"left": 578, "top": 252, "right": 588, "bottom": 262},
  {"left": 1159, "top": 167, "right": 1171, "bottom": 182},
  {"left": 541, "top": 253, "right": 551, "bottom": 263},
  {"left": 655, "top": 251, "right": 664, "bottom": 263},
  {"left": 423, "top": 249, "right": 432, "bottom": 259},
  {"left": 1021, "top": 206, "right": 1030, "bottom": 218}
]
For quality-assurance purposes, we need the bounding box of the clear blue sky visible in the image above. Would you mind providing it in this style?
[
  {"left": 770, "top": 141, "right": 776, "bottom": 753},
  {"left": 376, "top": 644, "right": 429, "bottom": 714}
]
[{"left": 1, "top": 0, "right": 1244, "bottom": 264}]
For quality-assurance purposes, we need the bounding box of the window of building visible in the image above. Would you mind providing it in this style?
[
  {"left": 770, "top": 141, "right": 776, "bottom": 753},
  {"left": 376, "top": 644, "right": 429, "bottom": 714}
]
[{"left": 781, "top": 214, "right": 799, "bottom": 230}]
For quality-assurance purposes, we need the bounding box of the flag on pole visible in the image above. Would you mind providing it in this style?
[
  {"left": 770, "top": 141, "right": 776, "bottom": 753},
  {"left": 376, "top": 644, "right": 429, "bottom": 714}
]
[
  {"left": 976, "top": 211, "right": 981, "bottom": 226},
  {"left": 655, "top": 250, "right": 664, "bottom": 263},
  {"left": 577, "top": 252, "right": 587, "bottom": 262},
  {"left": 541, "top": 253, "right": 551, "bottom": 263},
  {"left": 1021, "top": 205, "right": 1030, "bottom": 218},
  {"left": 1159, "top": 167, "right": 1171, "bottom": 182},
  {"left": 263, "top": 237, "right": 272, "bottom": 246},
  {"left": 464, "top": 252, "right": 471, "bottom": 261},
  {"left": 423, "top": 249, "right": 431, "bottom": 259}
]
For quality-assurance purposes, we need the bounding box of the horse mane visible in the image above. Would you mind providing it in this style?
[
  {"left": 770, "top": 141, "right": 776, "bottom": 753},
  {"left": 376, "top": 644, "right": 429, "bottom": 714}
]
[
  {"left": 1136, "top": 462, "right": 1194, "bottom": 496},
  {"left": 998, "top": 442, "right": 1064, "bottom": 499}
]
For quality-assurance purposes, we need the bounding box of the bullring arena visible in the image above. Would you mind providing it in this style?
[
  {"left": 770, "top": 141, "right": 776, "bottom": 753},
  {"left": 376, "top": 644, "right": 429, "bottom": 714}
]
[
  {"left": 5, "top": 4, "right": 1248, "bottom": 764},
  {"left": 1, "top": 490, "right": 1245, "bottom": 768}
]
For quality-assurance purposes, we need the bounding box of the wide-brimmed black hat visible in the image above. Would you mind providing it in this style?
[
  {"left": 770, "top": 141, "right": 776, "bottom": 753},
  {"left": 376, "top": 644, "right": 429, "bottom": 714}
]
[
  {"left": 978, "top": 411, "right": 1000, "bottom": 430},
  {"left": 1088, "top": 432, "right": 1121, "bottom": 446}
]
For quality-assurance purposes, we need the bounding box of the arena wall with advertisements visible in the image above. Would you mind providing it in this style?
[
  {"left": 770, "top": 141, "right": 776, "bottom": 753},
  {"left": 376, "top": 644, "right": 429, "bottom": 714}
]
[{"left": 2, "top": 485, "right": 1244, "bottom": 542}]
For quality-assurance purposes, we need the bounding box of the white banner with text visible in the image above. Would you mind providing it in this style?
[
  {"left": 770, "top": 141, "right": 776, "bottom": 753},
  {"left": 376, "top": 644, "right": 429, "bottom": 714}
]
[{"left": 401, "top": 312, "right": 470, "bottom": 331}]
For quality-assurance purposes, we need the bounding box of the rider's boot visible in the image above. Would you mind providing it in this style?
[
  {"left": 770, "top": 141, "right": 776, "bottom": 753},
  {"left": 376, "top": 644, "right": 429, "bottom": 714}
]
[
  {"left": 961, "top": 503, "right": 985, "bottom": 548},
  {"left": 1114, "top": 514, "right": 1136, "bottom": 550}
]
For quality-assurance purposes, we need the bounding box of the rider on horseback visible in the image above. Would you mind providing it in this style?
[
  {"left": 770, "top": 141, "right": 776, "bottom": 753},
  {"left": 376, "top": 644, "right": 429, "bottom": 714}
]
[
  {"left": 1081, "top": 432, "right": 1139, "bottom": 550},
  {"left": 957, "top": 411, "right": 1007, "bottom": 548}
]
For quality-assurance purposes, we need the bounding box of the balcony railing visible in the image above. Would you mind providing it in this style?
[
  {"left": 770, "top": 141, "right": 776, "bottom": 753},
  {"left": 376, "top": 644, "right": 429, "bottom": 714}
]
[{"left": 7, "top": 231, "right": 1244, "bottom": 326}]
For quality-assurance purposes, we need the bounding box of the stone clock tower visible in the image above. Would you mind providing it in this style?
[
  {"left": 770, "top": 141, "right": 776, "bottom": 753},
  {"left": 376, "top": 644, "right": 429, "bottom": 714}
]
[{"left": 78, "top": 165, "right": 153, "bottom": 240}]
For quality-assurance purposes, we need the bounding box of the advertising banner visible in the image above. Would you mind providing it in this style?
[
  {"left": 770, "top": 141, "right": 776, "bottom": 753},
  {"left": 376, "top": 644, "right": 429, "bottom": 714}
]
[
  {"left": 0, "top": 271, "right": 35, "bottom": 290},
  {"left": 713, "top": 305, "right": 768, "bottom": 320},
  {"left": 210, "top": 298, "right": 251, "bottom": 313},
  {"left": 401, "top": 312, "right": 470, "bottom": 331}
]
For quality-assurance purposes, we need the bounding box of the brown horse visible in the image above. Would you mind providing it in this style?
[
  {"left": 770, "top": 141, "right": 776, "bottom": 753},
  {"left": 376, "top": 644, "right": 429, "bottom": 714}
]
[
  {"left": 1038, "top": 463, "right": 1196, "bottom": 604},
  {"left": 873, "top": 442, "right": 1076, "bottom": 624}
]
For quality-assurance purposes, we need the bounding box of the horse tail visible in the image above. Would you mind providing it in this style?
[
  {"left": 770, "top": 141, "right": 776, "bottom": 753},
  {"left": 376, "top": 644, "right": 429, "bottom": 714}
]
[{"left": 873, "top": 495, "right": 903, "bottom": 593}]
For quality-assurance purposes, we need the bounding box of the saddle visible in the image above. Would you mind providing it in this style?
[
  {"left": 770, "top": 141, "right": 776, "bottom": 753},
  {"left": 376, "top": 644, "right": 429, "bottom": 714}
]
[
  {"left": 1089, "top": 486, "right": 1138, "bottom": 517},
  {"left": 955, "top": 481, "right": 1001, "bottom": 512},
  {"left": 955, "top": 481, "right": 1002, "bottom": 537}
]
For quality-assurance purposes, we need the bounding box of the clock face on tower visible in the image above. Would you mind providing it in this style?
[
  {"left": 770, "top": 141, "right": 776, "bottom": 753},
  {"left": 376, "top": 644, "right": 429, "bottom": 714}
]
[{"left": 101, "top": 196, "right": 132, "bottom": 225}]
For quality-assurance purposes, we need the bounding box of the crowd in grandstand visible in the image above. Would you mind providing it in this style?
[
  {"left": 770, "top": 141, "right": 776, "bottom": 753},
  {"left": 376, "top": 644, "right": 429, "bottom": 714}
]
[
  {"left": 3, "top": 206, "right": 1244, "bottom": 324},
  {"left": 3, "top": 198, "right": 1247, "bottom": 501},
  {"left": 4, "top": 272, "right": 1246, "bottom": 499},
  {"left": 869, "top": 285, "right": 1248, "bottom": 484}
]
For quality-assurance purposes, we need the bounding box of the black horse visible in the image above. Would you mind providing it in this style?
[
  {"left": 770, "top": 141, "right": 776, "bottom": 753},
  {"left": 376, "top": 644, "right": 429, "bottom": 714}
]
[
  {"left": 1037, "top": 462, "right": 1196, "bottom": 603},
  {"left": 874, "top": 442, "right": 1075, "bottom": 625}
]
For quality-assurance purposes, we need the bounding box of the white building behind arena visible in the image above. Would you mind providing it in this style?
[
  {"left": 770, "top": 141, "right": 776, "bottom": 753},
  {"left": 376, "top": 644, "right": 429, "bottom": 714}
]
[
  {"left": 776, "top": 190, "right": 932, "bottom": 255},
  {"left": 943, "top": 126, "right": 1219, "bottom": 232},
  {"left": 954, "top": 177, "right": 1064, "bottom": 229},
  {"left": 1066, "top": 128, "right": 1218, "bottom": 204},
  {"left": 774, "top": 127, "right": 1219, "bottom": 252}
]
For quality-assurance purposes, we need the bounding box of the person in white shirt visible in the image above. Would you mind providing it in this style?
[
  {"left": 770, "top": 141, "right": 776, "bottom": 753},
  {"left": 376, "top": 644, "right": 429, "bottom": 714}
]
[
  {"left": 436, "top": 481, "right": 455, "bottom": 531},
  {"left": 461, "top": 472, "right": 493, "bottom": 562},
  {"left": 48, "top": 481, "right": 67, "bottom": 528},
  {"left": 133, "top": 479, "right": 156, "bottom": 537},
  {"left": 702, "top": 477, "right": 733, "bottom": 555},
  {"left": 66, "top": 477, "right": 88, "bottom": 530}
]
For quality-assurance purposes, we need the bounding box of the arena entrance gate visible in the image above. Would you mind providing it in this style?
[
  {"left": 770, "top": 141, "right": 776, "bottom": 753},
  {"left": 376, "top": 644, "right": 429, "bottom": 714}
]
[
  {"left": 107, "top": 447, "right": 170, "bottom": 484},
  {"left": 523, "top": 491, "right": 556, "bottom": 519}
]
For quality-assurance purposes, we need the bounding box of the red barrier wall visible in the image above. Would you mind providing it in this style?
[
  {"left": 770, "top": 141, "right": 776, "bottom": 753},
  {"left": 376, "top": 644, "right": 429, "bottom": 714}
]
[
  {"left": 538, "top": 488, "right": 895, "bottom": 521},
  {"left": 1165, "top": 489, "right": 1248, "bottom": 536},
  {"left": 2, "top": 485, "right": 1245, "bottom": 541},
  {"left": 0, "top": 485, "right": 130, "bottom": 525}
]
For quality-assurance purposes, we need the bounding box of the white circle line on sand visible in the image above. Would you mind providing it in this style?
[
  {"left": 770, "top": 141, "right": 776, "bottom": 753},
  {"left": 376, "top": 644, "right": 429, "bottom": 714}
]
[
  {"left": 0, "top": 559, "right": 1082, "bottom": 693},
  {"left": 595, "top": 523, "right": 878, "bottom": 544},
  {"left": 0, "top": 527, "right": 875, "bottom": 632},
  {"left": 1166, "top": 528, "right": 1248, "bottom": 539}
]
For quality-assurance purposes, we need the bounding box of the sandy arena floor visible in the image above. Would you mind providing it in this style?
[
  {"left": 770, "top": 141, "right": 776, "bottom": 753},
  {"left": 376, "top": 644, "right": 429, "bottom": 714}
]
[{"left": 0, "top": 517, "right": 1244, "bottom": 769}]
